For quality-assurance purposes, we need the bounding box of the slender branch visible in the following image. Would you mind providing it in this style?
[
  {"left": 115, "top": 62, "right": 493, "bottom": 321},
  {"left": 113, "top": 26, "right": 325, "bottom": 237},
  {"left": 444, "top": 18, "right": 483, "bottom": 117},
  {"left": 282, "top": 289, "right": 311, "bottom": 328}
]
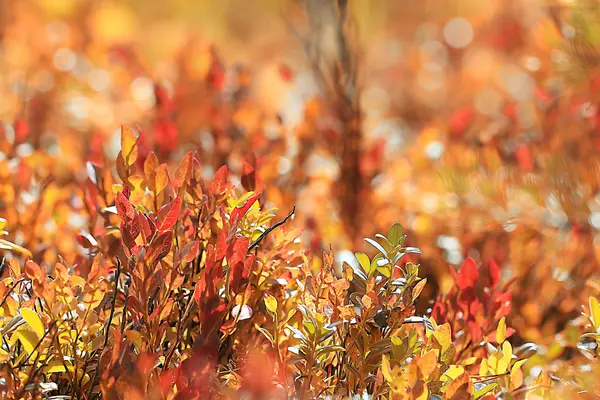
[
  {"left": 0, "top": 278, "right": 25, "bottom": 309},
  {"left": 120, "top": 277, "right": 131, "bottom": 334},
  {"left": 87, "top": 257, "right": 122, "bottom": 400},
  {"left": 248, "top": 206, "right": 296, "bottom": 251}
]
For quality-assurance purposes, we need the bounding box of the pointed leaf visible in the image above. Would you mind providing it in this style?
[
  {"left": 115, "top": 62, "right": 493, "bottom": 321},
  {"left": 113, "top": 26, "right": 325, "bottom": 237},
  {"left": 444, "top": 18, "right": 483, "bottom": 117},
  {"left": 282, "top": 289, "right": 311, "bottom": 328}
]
[
  {"left": 157, "top": 197, "right": 182, "bottom": 232},
  {"left": 21, "top": 308, "right": 45, "bottom": 338}
]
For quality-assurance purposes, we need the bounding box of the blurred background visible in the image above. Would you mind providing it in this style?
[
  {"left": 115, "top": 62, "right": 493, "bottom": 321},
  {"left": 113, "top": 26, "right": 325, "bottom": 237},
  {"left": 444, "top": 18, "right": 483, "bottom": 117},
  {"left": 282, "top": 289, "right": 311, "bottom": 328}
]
[{"left": 0, "top": 0, "right": 599, "bottom": 366}]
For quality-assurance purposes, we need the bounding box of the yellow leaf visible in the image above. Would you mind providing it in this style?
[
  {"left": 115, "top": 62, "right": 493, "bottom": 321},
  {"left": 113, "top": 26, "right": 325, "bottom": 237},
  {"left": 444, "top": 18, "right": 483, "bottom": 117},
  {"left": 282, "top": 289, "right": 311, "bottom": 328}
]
[
  {"left": 355, "top": 252, "right": 371, "bottom": 274},
  {"left": 381, "top": 354, "right": 393, "bottom": 383},
  {"left": 112, "top": 184, "right": 124, "bottom": 194},
  {"left": 434, "top": 323, "right": 452, "bottom": 353},
  {"left": 479, "top": 358, "right": 488, "bottom": 376},
  {"left": 45, "top": 360, "right": 68, "bottom": 373},
  {"left": 0, "top": 217, "right": 6, "bottom": 230},
  {"left": 21, "top": 308, "right": 45, "bottom": 338},
  {"left": 499, "top": 341, "right": 512, "bottom": 374},
  {"left": 590, "top": 296, "right": 600, "bottom": 331},
  {"left": 510, "top": 359, "right": 527, "bottom": 390},
  {"left": 126, "top": 330, "right": 143, "bottom": 350},
  {"left": 502, "top": 341, "right": 513, "bottom": 359},
  {"left": 442, "top": 365, "right": 464, "bottom": 382},
  {"left": 15, "top": 330, "right": 39, "bottom": 354},
  {"left": 0, "top": 239, "right": 32, "bottom": 257},
  {"left": 121, "top": 125, "right": 138, "bottom": 166},
  {"left": 264, "top": 295, "right": 278, "bottom": 314},
  {"left": 496, "top": 317, "right": 507, "bottom": 344}
]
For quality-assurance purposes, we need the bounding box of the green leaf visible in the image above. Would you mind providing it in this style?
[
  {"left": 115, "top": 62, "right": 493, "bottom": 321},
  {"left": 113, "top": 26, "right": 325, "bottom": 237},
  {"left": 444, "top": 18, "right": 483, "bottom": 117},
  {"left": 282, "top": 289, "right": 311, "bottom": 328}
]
[
  {"left": 404, "top": 246, "right": 422, "bottom": 255},
  {"left": 316, "top": 345, "right": 346, "bottom": 357},
  {"left": 388, "top": 223, "right": 403, "bottom": 247},
  {"left": 474, "top": 383, "right": 497, "bottom": 399},
  {"left": 364, "top": 237, "right": 387, "bottom": 257}
]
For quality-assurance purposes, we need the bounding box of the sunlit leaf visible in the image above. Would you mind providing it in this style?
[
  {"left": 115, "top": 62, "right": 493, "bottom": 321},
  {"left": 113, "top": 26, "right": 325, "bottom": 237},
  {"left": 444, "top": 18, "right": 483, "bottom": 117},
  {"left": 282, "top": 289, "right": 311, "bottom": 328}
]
[
  {"left": 20, "top": 308, "right": 45, "bottom": 338},
  {"left": 589, "top": 296, "right": 600, "bottom": 331},
  {"left": 412, "top": 278, "right": 427, "bottom": 300},
  {"left": 496, "top": 317, "right": 507, "bottom": 344},
  {"left": 264, "top": 294, "right": 278, "bottom": 315},
  {"left": 388, "top": 223, "right": 403, "bottom": 247},
  {"left": 121, "top": 125, "right": 138, "bottom": 166}
]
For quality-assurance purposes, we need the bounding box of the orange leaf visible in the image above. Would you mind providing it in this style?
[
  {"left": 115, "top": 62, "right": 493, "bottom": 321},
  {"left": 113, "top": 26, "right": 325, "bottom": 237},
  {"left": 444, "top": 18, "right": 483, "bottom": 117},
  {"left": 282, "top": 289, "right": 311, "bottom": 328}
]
[
  {"left": 211, "top": 165, "right": 229, "bottom": 195},
  {"left": 417, "top": 350, "right": 437, "bottom": 377},
  {"left": 174, "top": 152, "right": 193, "bottom": 188},
  {"left": 121, "top": 125, "right": 138, "bottom": 166},
  {"left": 412, "top": 278, "right": 427, "bottom": 300}
]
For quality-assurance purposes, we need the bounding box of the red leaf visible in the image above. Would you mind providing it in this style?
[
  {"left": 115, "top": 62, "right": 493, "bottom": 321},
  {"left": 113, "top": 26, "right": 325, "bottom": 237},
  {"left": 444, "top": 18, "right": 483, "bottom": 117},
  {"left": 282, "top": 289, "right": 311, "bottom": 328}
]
[
  {"left": 279, "top": 64, "right": 294, "bottom": 82},
  {"left": 116, "top": 191, "right": 135, "bottom": 221},
  {"left": 216, "top": 230, "right": 228, "bottom": 261},
  {"left": 193, "top": 279, "right": 203, "bottom": 305},
  {"left": 488, "top": 259, "right": 500, "bottom": 288},
  {"left": 148, "top": 231, "right": 173, "bottom": 263},
  {"left": 241, "top": 161, "right": 256, "bottom": 192},
  {"left": 157, "top": 197, "right": 182, "bottom": 232},
  {"left": 154, "top": 119, "right": 178, "bottom": 155},
  {"left": 139, "top": 213, "right": 153, "bottom": 243},
  {"left": 467, "top": 318, "right": 483, "bottom": 341},
  {"left": 181, "top": 241, "right": 200, "bottom": 263},
  {"left": 227, "top": 236, "right": 250, "bottom": 268},
  {"left": 494, "top": 290, "right": 513, "bottom": 319},
  {"left": 83, "top": 178, "right": 98, "bottom": 215},
  {"left": 211, "top": 165, "right": 229, "bottom": 195},
  {"left": 120, "top": 215, "right": 141, "bottom": 249},
  {"left": 76, "top": 233, "right": 98, "bottom": 249},
  {"left": 453, "top": 257, "right": 479, "bottom": 291},
  {"left": 207, "top": 50, "right": 226, "bottom": 91},
  {"left": 230, "top": 193, "right": 260, "bottom": 225},
  {"left": 14, "top": 118, "right": 29, "bottom": 143},
  {"left": 515, "top": 144, "right": 533, "bottom": 172},
  {"left": 449, "top": 107, "right": 473, "bottom": 137}
]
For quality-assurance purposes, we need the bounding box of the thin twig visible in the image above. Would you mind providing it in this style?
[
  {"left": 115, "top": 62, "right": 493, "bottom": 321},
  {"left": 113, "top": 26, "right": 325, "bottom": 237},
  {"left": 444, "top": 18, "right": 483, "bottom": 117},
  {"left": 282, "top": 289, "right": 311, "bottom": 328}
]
[
  {"left": 248, "top": 206, "right": 296, "bottom": 251},
  {"left": 120, "top": 277, "right": 131, "bottom": 334},
  {"left": 87, "top": 257, "right": 121, "bottom": 400},
  {"left": 0, "top": 278, "right": 25, "bottom": 309}
]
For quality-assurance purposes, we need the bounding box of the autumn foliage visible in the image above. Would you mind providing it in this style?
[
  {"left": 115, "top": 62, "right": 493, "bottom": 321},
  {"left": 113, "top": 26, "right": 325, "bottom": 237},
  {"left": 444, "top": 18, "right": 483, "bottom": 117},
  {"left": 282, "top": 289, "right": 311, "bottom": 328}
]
[
  {"left": 0, "top": 127, "right": 597, "bottom": 399},
  {"left": 2, "top": 0, "right": 600, "bottom": 399}
]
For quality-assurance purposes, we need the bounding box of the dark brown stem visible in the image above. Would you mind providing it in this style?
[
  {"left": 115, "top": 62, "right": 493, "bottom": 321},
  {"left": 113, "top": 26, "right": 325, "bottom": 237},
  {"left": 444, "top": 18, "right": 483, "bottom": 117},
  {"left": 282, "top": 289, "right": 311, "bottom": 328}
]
[{"left": 249, "top": 206, "right": 296, "bottom": 251}]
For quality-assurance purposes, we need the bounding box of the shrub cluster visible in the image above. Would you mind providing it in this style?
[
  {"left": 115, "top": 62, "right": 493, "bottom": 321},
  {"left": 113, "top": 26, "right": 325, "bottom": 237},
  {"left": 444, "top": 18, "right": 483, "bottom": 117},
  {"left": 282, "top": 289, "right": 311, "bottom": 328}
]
[{"left": 0, "top": 128, "right": 598, "bottom": 399}]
